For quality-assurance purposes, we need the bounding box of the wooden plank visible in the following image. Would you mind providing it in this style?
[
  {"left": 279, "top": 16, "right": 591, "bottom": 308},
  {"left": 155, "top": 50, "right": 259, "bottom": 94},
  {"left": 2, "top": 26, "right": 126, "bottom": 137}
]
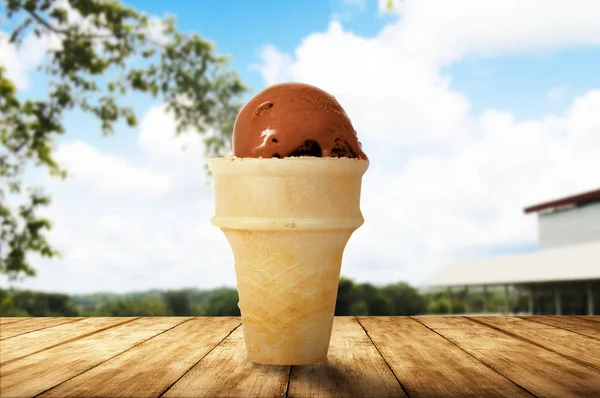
[
  {"left": 39, "top": 317, "right": 241, "bottom": 398},
  {"left": 577, "top": 316, "right": 600, "bottom": 323},
  {"left": 163, "top": 327, "right": 289, "bottom": 398},
  {"left": 0, "top": 317, "right": 83, "bottom": 340},
  {"left": 0, "top": 317, "right": 137, "bottom": 365},
  {"left": 0, "top": 318, "right": 30, "bottom": 325},
  {"left": 416, "top": 316, "right": 600, "bottom": 397},
  {"left": 358, "top": 316, "right": 531, "bottom": 397},
  {"left": 525, "top": 316, "right": 600, "bottom": 340},
  {"left": 288, "top": 317, "right": 406, "bottom": 398},
  {"left": 472, "top": 316, "right": 600, "bottom": 369},
  {"left": 0, "top": 317, "right": 190, "bottom": 398}
]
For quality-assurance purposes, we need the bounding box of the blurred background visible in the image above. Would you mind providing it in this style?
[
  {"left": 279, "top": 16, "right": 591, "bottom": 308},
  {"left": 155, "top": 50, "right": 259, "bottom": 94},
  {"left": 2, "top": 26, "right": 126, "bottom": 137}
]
[{"left": 1, "top": 0, "right": 598, "bottom": 318}]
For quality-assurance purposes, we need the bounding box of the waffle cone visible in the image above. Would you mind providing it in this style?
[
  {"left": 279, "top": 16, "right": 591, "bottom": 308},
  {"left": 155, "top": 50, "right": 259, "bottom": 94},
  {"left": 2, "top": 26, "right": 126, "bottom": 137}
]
[{"left": 209, "top": 157, "right": 368, "bottom": 365}]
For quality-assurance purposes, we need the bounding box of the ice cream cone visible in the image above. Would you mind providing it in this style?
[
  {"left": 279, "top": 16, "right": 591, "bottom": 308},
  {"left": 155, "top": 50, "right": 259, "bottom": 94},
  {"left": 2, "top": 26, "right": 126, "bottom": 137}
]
[{"left": 209, "top": 157, "right": 368, "bottom": 365}]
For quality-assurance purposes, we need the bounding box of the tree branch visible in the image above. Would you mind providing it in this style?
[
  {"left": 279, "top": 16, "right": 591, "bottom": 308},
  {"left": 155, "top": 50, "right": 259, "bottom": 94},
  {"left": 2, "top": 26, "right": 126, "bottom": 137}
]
[
  {"left": 26, "top": 8, "right": 169, "bottom": 48},
  {"left": 27, "top": 9, "right": 113, "bottom": 39},
  {"left": 27, "top": 9, "right": 68, "bottom": 35}
]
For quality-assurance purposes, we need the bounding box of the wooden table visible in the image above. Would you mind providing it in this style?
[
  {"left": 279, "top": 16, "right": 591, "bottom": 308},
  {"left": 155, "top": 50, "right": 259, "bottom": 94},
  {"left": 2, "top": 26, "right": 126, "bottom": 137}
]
[{"left": 1, "top": 316, "right": 600, "bottom": 397}]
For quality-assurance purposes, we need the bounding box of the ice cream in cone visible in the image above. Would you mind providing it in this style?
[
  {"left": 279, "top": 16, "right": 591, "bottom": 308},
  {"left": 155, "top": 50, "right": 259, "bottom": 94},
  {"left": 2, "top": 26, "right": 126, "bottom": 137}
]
[{"left": 209, "top": 83, "right": 369, "bottom": 365}]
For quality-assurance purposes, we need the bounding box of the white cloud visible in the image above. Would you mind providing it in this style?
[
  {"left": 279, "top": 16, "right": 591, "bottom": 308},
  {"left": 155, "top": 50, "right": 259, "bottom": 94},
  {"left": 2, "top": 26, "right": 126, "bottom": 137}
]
[
  {"left": 19, "top": 107, "right": 234, "bottom": 294},
  {"left": 55, "top": 141, "right": 171, "bottom": 196},
  {"left": 144, "top": 16, "right": 169, "bottom": 46},
  {"left": 252, "top": 45, "right": 293, "bottom": 86},
  {"left": 0, "top": 32, "right": 60, "bottom": 90},
  {"left": 26, "top": 191, "right": 235, "bottom": 293},
  {"left": 379, "top": 0, "right": 600, "bottom": 64},
  {"left": 138, "top": 105, "right": 205, "bottom": 161},
  {"left": 10, "top": 1, "right": 600, "bottom": 293},
  {"left": 253, "top": 4, "right": 600, "bottom": 286},
  {"left": 338, "top": 91, "right": 600, "bottom": 286},
  {"left": 257, "top": 21, "right": 473, "bottom": 149}
]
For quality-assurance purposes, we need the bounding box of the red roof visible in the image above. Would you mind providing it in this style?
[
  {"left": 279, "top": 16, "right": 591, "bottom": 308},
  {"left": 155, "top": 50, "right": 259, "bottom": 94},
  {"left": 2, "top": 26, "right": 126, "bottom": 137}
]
[{"left": 524, "top": 188, "right": 600, "bottom": 214}]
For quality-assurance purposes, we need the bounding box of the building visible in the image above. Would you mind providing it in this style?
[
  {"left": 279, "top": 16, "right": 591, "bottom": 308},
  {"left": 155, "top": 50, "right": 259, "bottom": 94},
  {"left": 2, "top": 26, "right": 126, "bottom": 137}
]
[
  {"left": 524, "top": 188, "right": 600, "bottom": 249},
  {"left": 429, "top": 188, "right": 600, "bottom": 315}
]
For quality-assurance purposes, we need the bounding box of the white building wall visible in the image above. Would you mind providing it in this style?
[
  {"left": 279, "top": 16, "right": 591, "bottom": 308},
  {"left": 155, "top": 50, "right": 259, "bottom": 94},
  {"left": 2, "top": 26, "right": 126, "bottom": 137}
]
[{"left": 539, "top": 201, "right": 600, "bottom": 249}]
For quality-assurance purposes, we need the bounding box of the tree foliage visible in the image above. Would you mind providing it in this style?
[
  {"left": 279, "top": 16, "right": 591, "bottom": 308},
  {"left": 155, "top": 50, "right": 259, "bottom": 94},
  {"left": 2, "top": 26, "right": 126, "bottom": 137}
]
[
  {"left": 200, "top": 289, "right": 240, "bottom": 316},
  {"left": 162, "top": 290, "right": 193, "bottom": 316},
  {"left": 91, "top": 296, "right": 169, "bottom": 316},
  {"left": 335, "top": 277, "right": 426, "bottom": 316},
  {"left": 0, "top": 0, "right": 247, "bottom": 279},
  {"left": 7, "top": 282, "right": 584, "bottom": 318},
  {"left": 382, "top": 282, "right": 426, "bottom": 315},
  {"left": 1, "top": 288, "right": 78, "bottom": 316}
]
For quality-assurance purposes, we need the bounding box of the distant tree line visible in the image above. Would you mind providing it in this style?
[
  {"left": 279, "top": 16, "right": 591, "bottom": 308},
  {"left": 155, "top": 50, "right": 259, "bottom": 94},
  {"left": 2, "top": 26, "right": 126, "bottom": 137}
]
[
  {"left": 1, "top": 277, "right": 535, "bottom": 317},
  {"left": 0, "top": 286, "right": 243, "bottom": 317},
  {"left": 335, "top": 278, "right": 426, "bottom": 315}
]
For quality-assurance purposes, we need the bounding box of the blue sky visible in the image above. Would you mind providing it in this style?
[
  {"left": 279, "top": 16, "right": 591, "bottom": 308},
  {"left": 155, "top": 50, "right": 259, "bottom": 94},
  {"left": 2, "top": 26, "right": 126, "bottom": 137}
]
[
  {"left": 124, "top": 0, "right": 600, "bottom": 118},
  {"left": 125, "top": 0, "right": 393, "bottom": 91},
  {"left": 52, "top": 0, "right": 600, "bottom": 155},
  {"left": 449, "top": 49, "right": 600, "bottom": 117},
  {"left": 13, "top": 0, "right": 600, "bottom": 150},
  {"left": 59, "top": 0, "right": 398, "bottom": 154},
  {"left": 2, "top": 0, "right": 600, "bottom": 293}
]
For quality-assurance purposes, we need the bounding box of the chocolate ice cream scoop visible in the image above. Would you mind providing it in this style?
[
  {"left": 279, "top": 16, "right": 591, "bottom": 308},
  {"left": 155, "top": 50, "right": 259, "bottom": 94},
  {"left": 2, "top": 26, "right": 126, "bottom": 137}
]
[{"left": 232, "top": 83, "right": 367, "bottom": 159}]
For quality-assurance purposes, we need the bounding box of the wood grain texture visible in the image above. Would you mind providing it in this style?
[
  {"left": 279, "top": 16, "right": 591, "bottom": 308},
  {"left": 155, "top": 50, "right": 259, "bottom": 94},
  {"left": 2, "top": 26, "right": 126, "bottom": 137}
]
[
  {"left": 526, "top": 316, "right": 600, "bottom": 340},
  {"left": 288, "top": 317, "right": 406, "bottom": 398},
  {"left": 3, "top": 316, "right": 600, "bottom": 398},
  {"left": 0, "top": 317, "right": 82, "bottom": 340},
  {"left": 576, "top": 316, "right": 600, "bottom": 323},
  {"left": 163, "top": 326, "right": 289, "bottom": 398},
  {"left": 40, "top": 317, "right": 241, "bottom": 398},
  {"left": 0, "top": 318, "right": 29, "bottom": 325},
  {"left": 358, "top": 316, "right": 531, "bottom": 397},
  {"left": 473, "top": 316, "right": 600, "bottom": 369},
  {"left": 416, "top": 316, "right": 600, "bottom": 397},
  {"left": 0, "top": 317, "right": 189, "bottom": 398},
  {"left": 0, "top": 317, "right": 136, "bottom": 365}
]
